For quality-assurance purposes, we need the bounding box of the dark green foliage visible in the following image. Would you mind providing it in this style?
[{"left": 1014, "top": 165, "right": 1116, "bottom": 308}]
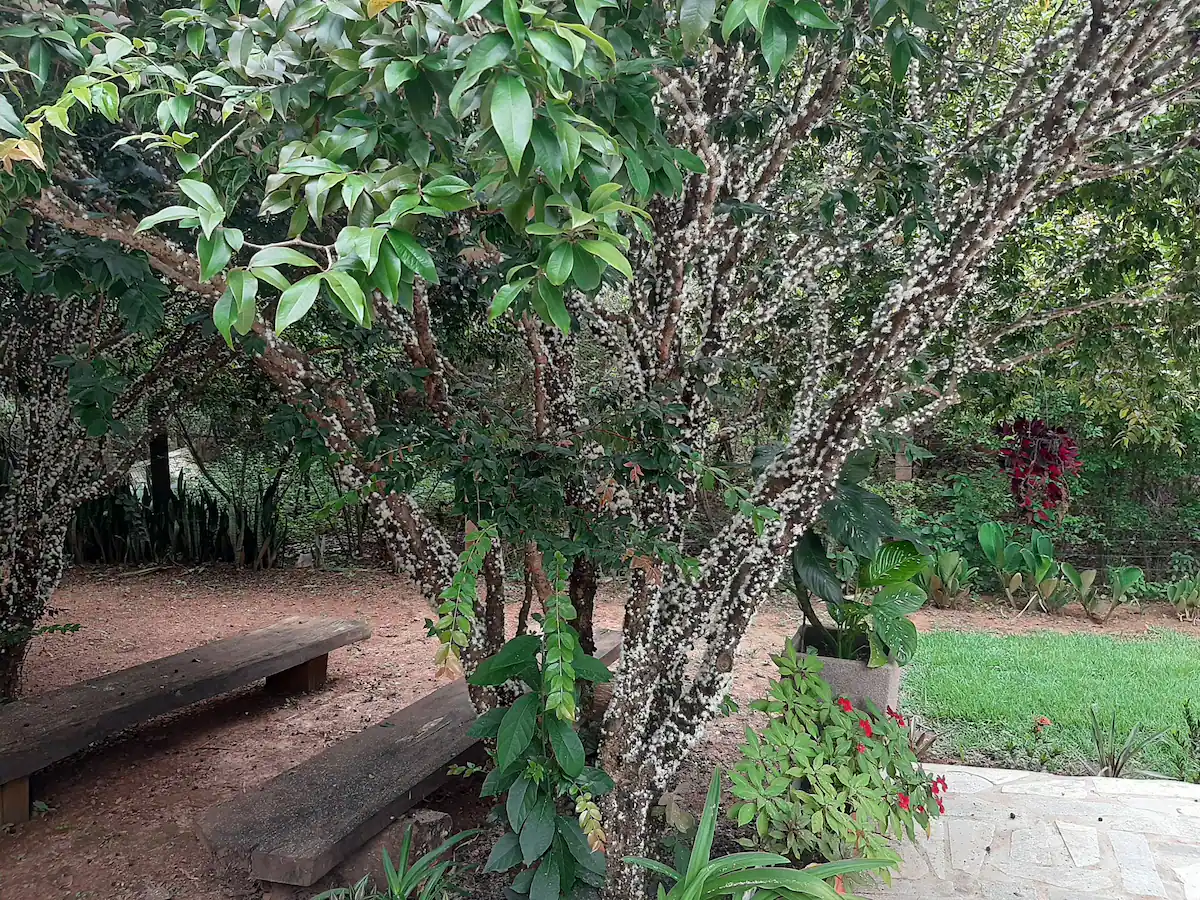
[{"left": 66, "top": 475, "right": 288, "bottom": 568}]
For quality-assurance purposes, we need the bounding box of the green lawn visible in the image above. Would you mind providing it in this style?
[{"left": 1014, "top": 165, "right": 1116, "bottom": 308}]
[{"left": 901, "top": 628, "right": 1200, "bottom": 776}]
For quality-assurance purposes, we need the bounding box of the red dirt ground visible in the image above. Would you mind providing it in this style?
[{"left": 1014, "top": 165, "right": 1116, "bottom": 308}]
[{"left": 1, "top": 566, "right": 1194, "bottom": 899}]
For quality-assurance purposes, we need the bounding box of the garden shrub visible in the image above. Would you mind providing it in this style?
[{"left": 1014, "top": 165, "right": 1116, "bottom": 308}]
[{"left": 728, "top": 645, "right": 942, "bottom": 874}]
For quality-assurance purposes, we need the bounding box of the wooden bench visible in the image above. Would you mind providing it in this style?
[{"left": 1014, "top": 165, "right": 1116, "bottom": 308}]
[
  {"left": 0, "top": 616, "right": 371, "bottom": 825},
  {"left": 198, "top": 632, "right": 621, "bottom": 888}
]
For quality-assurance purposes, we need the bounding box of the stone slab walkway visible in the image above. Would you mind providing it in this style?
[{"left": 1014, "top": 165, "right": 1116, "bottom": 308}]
[{"left": 865, "top": 765, "right": 1200, "bottom": 900}]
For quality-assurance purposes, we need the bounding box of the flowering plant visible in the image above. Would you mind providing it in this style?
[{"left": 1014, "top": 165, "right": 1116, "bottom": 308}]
[
  {"left": 997, "top": 419, "right": 1081, "bottom": 521},
  {"left": 728, "top": 644, "right": 942, "bottom": 873}
]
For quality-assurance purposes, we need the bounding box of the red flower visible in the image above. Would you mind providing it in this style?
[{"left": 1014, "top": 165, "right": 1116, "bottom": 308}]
[
  {"left": 917, "top": 806, "right": 925, "bottom": 814},
  {"left": 836, "top": 697, "right": 854, "bottom": 714},
  {"left": 858, "top": 719, "right": 873, "bottom": 738},
  {"left": 1034, "top": 716, "right": 1053, "bottom": 733},
  {"left": 932, "top": 775, "right": 948, "bottom": 795},
  {"left": 887, "top": 707, "right": 907, "bottom": 727},
  {"left": 897, "top": 793, "right": 911, "bottom": 811},
  {"left": 936, "top": 796, "right": 946, "bottom": 814},
  {"left": 856, "top": 743, "right": 866, "bottom": 754}
]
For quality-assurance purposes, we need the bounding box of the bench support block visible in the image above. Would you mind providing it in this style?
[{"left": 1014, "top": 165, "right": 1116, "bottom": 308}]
[
  {"left": 265, "top": 654, "right": 328, "bottom": 694},
  {"left": 1, "top": 776, "right": 29, "bottom": 825}
]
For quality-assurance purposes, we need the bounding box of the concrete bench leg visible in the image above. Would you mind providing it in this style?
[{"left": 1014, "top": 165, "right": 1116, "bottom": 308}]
[
  {"left": 266, "top": 655, "right": 328, "bottom": 694},
  {"left": 1, "top": 777, "right": 30, "bottom": 825}
]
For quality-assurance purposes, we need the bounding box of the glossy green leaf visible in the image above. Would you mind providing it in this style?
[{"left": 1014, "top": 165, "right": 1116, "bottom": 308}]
[
  {"left": 519, "top": 794, "right": 555, "bottom": 864},
  {"left": 384, "top": 60, "right": 417, "bottom": 92},
  {"left": 496, "top": 692, "right": 539, "bottom": 771},
  {"left": 488, "top": 282, "right": 524, "bottom": 321},
  {"left": 275, "top": 274, "right": 322, "bottom": 332},
  {"left": 536, "top": 278, "right": 571, "bottom": 333},
  {"left": 248, "top": 246, "right": 321, "bottom": 269},
  {"left": 213, "top": 289, "right": 236, "bottom": 348},
  {"left": 546, "top": 715, "right": 585, "bottom": 777},
  {"left": 679, "top": 0, "right": 716, "bottom": 46},
  {"left": 387, "top": 230, "right": 440, "bottom": 284},
  {"left": 546, "top": 242, "right": 574, "bottom": 286},
  {"left": 197, "top": 231, "right": 232, "bottom": 282},
  {"left": 490, "top": 75, "right": 533, "bottom": 173},
  {"left": 483, "top": 831, "right": 522, "bottom": 873},
  {"left": 135, "top": 205, "right": 199, "bottom": 232},
  {"left": 579, "top": 239, "right": 632, "bottom": 279},
  {"left": 790, "top": 531, "right": 843, "bottom": 607},
  {"left": 323, "top": 270, "right": 368, "bottom": 325},
  {"left": 792, "top": 0, "right": 840, "bottom": 28},
  {"left": 530, "top": 31, "right": 576, "bottom": 72}
]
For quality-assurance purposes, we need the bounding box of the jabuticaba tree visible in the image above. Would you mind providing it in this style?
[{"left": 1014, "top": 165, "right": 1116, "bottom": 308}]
[
  {"left": 6, "top": 0, "right": 1199, "bottom": 893},
  {"left": 0, "top": 210, "right": 228, "bottom": 698}
]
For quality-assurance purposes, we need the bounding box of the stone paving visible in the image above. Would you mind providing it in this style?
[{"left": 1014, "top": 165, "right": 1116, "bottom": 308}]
[{"left": 865, "top": 765, "right": 1200, "bottom": 900}]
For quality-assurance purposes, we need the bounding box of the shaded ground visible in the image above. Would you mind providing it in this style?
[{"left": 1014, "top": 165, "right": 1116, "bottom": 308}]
[{"left": 3, "top": 566, "right": 1193, "bottom": 899}]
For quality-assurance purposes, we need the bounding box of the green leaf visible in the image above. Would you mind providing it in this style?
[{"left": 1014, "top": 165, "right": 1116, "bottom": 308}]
[
  {"left": 336, "top": 225, "right": 385, "bottom": 273},
  {"left": 483, "top": 832, "right": 522, "bottom": 873},
  {"left": 529, "top": 852, "right": 560, "bottom": 900},
  {"left": 254, "top": 266, "right": 291, "bottom": 292},
  {"left": 860, "top": 540, "right": 927, "bottom": 587},
  {"left": 468, "top": 634, "right": 541, "bottom": 685},
  {"left": 370, "top": 239, "right": 404, "bottom": 304},
  {"left": 622, "top": 147, "right": 650, "bottom": 197},
  {"left": 679, "top": 0, "right": 716, "bottom": 46},
  {"left": 467, "top": 707, "right": 506, "bottom": 740},
  {"left": 488, "top": 282, "right": 525, "bottom": 321},
  {"left": 546, "top": 716, "right": 585, "bottom": 777},
  {"left": 502, "top": 0, "right": 526, "bottom": 44},
  {"left": 531, "top": 120, "right": 564, "bottom": 190},
  {"left": 198, "top": 231, "right": 232, "bottom": 282},
  {"left": 248, "top": 246, "right": 322, "bottom": 269},
  {"left": 0, "top": 95, "right": 23, "bottom": 137},
  {"left": 874, "top": 613, "right": 918, "bottom": 664},
  {"left": 579, "top": 239, "right": 632, "bottom": 279},
  {"left": 323, "top": 270, "right": 368, "bottom": 325},
  {"left": 226, "top": 269, "right": 258, "bottom": 335},
  {"left": 496, "top": 692, "right": 539, "bottom": 771},
  {"left": 520, "top": 794, "right": 556, "bottom": 864},
  {"left": 457, "top": 0, "right": 493, "bottom": 19},
  {"left": 744, "top": 0, "right": 768, "bottom": 30},
  {"left": 179, "top": 179, "right": 224, "bottom": 214},
  {"left": 275, "top": 274, "right": 322, "bottom": 332},
  {"left": 722, "top": 0, "right": 750, "bottom": 38},
  {"left": 506, "top": 775, "right": 539, "bottom": 830},
  {"left": 545, "top": 243, "right": 574, "bottom": 286},
  {"left": 687, "top": 768, "right": 722, "bottom": 878},
  {"left": 490, "top": 75, "right": 533, "bottom": 173},
  {"left": 535, "top": 278, "right": 571, "bottom": 334},
  {"left": 571, "top": 245, "right": 602, "bottom": 291},
  {"left": 790, "top": 531, "right": 842, "bottom": 607},
  {"left": 387, "top": 230, "right": 440, "bottom": 284},
  {"left": 449, "top": 34, "right": 510, "bottom": 114},
  {"left": 760, "top": 9, "right": 789, "bottom": 76},
  {"left": 186, "top": 24, "right": 206, "bottom": 57},
  {"left": 672, "top": 148, "right": 707, "bottom": 174},
  {"left": 872, "top": 581, "right": 927, "bottom": 617},
  {"left": 572, "top": 653, "right": 612, "bottom": 683},
  {"left": 135, "top": 205, "right": 198, "bottom": 232},
  {"left": 384, "top": 60, "right": 417, "bottom": 92},
  {"left": 530, "top": 30, "right": 576, "bottom": 71},
  {"left": 96, "top": 82, "right": 120, "bottom": 122},
  {"left": 213, "top": 289, "right": 236, "bottom": 348},
  {"left": 792, "top": 0, "right": 840, "bottom": 28}
]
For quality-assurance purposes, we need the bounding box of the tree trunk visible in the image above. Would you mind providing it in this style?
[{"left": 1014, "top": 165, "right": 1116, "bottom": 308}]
[
  {"left": 569, "top": 554, "right": 598, "bottom": 655},
  {"left": 148, "top": 427, "right": 173, "bottom": 511},
  {"left": 0, "top": 512, "right": 69, "bottom": 702},
  {"left": 0, "top": 637, "right": 28, "bottom": 703}
]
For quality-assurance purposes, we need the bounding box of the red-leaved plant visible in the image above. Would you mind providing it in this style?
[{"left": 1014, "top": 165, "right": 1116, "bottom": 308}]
[{"left": 997, "top": 419, "right": 1081, "bottom": 521}]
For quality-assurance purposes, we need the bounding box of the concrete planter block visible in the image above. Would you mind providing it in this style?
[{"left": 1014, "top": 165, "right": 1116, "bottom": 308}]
[{"left": 816, "top": 654, "right": 901, "bottom": 715}]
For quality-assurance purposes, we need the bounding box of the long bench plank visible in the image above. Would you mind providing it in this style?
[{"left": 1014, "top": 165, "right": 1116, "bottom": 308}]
[
  {"left": 0, "top": 616, "right": 372, "bottom": 785},
  {"left": 198, "top": 632, "right": 620, "bottom": 887}
]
